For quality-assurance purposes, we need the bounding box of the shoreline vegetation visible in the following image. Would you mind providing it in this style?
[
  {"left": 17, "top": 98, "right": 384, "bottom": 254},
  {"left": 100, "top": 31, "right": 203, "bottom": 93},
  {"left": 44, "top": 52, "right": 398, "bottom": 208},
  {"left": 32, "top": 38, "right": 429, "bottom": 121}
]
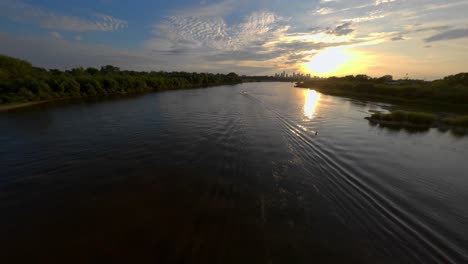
[
  {"left": 2, "top": 51, "right": 468, "bottom": 124},
  {"left": 295, "top": 73, "right": 468, "bottom": 132},
  {"left": 365, "top": 110, "right": 468, "bottom": 133},
  {"left": 0, "top": 100, "right": 55, "bottom": 111},
  {"left": 0, "top": 54, "right": 242, "bottom": 111},
  {"left": 296, "top": 74, "right": 468, "bottom": 111}
]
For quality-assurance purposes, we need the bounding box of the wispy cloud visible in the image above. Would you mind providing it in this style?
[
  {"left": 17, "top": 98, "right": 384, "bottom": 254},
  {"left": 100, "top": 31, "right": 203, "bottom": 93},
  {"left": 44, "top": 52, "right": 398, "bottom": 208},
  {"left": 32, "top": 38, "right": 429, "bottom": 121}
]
[
  {"left": 150, "top": 10, "right": 288, "bottom": 51},
  {"left": 306, "top": 0, "right": 467, "bottom": 46},
  {"left": 387, "top": 24, "right": 453, "bottom": 42},
  {"left": 315, "top": 0, "right": 396, "bottom": 16},
  {"left": 0, "top": 0, "right": 127, "bottom": 32},
  {"left": 49, "top": 32, "right": 63, "bottom": 39},
  {"left": 425, "top": 28, "right": 468, "bottom": 42},
  {"left": 1, "top": 0, "right": 467, "bottom": 78},
  {"left": 328, "top": 22, "right": 354, "bottom": 36},
  {"left": 0, "top": 32, "right": 162, "bottom": 70},
  {"left": 146, "top": 1, "right": 392, "bottom": 74},
  {"left": 390, "top": 34, "right": 404, "bottom": 41},
  {"left": 172, "top": 0, "right": 240, "bottom": 17}
]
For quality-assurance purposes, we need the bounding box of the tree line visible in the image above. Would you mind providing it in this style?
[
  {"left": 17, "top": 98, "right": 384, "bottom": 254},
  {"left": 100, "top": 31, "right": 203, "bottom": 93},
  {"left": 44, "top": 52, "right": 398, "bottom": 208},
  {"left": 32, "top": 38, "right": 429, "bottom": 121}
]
[
  {"left": 297, "top": 73, "right": 468, "bottom": 105},
  {"left": 0, "top": 55, "right": 242, "bottom": 104}
]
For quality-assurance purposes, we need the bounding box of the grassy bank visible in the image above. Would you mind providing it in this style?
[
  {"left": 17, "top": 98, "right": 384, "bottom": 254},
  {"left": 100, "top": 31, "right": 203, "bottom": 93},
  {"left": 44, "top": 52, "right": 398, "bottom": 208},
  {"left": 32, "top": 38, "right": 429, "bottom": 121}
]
[
  {"left": 297, "top": 74, "right": 468, "bottom": 111},
  {"left": 368, "top": 111, "right": 436, "bottom": 126},
  {"left": 442, "top": 116, "right": 468, "bottom": 127},
  {"left": 0, "top": 54, "right": 242, "bottom": 110},
  {"left": 366, "top": 110, "right": 468, "bottom": 133}
]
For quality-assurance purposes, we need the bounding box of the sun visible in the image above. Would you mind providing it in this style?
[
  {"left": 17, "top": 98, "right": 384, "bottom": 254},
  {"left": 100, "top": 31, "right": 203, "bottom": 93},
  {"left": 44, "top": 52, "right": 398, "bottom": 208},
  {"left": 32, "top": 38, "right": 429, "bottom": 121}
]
[{"left": 302, "top": 47, "right": 358, "bottom": 76}]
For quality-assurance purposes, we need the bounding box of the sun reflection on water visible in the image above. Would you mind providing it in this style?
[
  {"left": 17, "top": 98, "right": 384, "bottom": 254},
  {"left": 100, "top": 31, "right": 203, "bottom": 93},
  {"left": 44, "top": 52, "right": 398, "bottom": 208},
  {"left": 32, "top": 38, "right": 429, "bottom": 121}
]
[{"left": 304, "top": 89, "right": 321, "bottom": 119}]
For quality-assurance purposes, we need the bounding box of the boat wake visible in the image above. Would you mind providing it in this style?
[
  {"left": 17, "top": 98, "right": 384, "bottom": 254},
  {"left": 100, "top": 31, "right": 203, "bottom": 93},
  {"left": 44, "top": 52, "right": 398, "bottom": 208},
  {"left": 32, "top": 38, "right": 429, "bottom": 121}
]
[{"left": 242, "top": 92, "right": 466, "bottom": 263}]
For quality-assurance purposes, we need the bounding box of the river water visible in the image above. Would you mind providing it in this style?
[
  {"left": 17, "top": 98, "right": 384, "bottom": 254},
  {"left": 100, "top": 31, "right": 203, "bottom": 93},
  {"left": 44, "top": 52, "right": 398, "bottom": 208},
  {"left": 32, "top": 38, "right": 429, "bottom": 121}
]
[{"left": 1, "top": 82, "right": 467, "bottom": 263}]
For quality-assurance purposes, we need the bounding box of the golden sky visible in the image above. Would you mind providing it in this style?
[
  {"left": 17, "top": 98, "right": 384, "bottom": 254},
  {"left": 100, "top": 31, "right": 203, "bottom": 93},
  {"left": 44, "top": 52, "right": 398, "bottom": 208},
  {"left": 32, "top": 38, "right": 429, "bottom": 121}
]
[{"left": 1, "top": 0, "right": 467, "bottom": 79}]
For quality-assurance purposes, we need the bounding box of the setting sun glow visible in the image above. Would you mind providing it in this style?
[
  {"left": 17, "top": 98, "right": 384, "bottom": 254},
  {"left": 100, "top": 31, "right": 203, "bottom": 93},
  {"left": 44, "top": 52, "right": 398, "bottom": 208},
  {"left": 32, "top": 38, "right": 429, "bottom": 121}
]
[{"left": 302, "top": 47, "right": 358, "bottom": 76}]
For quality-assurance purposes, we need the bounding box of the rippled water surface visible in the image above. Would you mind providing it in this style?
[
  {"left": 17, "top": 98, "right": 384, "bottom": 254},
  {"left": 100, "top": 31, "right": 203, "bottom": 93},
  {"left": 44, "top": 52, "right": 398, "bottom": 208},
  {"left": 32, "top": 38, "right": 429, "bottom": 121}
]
[{"left": 1, "top": 83, "right": 467, "bottom": 263}]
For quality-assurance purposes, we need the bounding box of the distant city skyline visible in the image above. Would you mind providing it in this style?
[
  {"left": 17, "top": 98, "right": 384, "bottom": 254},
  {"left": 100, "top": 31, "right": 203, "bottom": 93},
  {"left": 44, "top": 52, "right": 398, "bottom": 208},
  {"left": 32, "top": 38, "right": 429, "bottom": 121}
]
[
  {"left": 273, "top": 71, "right": 312, "bottom": 79},
  {"left": 1, "top": 0, "right": 468, "bottom": 79}
]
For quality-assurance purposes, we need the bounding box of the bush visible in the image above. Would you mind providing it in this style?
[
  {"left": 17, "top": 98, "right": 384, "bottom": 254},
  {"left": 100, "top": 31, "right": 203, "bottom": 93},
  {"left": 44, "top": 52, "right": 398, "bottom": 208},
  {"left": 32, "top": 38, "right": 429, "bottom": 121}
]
[
  {"left": 405, "top": 112, "right": 436, "bottom": 125},
  {"left": 370, "top": 110, "right": 436, "bottom": 125},
  {"left": 443, "top": 116, "right": 468, "bottom": 127},
  {"left": 371, "top": 113, "right": 383, "bottom": 120}
]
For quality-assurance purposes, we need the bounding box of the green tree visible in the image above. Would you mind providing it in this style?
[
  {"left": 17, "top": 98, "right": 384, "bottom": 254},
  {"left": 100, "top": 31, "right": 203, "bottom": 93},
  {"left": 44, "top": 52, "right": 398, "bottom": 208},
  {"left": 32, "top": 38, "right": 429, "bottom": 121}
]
[
  {"left": 0, "top": 54, "right": 242, "bottom": 105},
  {"left": 100, "top": 65, "right": 120, "bottom": 74}
]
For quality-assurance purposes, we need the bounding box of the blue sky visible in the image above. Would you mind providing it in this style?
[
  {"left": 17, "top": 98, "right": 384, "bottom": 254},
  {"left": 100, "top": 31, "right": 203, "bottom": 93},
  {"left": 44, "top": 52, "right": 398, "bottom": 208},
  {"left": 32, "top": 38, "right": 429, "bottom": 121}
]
[{"left": 1, "top": 0, "right": 467, "bottom": 79}]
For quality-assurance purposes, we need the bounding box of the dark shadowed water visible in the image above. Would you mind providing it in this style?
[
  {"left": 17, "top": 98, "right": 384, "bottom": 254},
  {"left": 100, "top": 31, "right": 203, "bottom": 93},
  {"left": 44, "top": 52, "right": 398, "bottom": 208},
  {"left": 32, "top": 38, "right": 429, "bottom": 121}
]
[{"left": 1, "top": 82, "right": 467, "bottom": 263}]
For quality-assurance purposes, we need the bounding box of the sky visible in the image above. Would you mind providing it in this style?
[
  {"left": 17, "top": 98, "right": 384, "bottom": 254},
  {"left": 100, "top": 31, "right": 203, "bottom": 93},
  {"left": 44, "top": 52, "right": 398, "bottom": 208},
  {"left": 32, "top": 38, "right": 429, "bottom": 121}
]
[{"left": 1, "top": 0, "right": 467, "bottom": 79}]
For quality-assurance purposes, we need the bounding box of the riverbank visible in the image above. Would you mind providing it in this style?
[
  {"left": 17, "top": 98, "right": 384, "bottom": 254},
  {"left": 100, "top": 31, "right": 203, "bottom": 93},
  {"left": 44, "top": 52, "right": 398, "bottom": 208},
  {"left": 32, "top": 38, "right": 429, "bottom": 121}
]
[
  {"left": 0, "top": 100, "right": 56, "bottom": 111},
  {"left": 0, "top": 83, "right": 242, "bottom": 112},
  {"left": 365, "top": 110, "right": 468, "bottom": 134},
  {"left": 296, "top": 74, "right": 468, "bottom": 113},
  {"left": 298, "top": 85, "right": 468, "bottom": 113},
  {"left": 0, "top": 54, "right": 242, "bottom": 111},
  {"left": 1, "top": 82, "right": 243, "bottom": 112}
]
